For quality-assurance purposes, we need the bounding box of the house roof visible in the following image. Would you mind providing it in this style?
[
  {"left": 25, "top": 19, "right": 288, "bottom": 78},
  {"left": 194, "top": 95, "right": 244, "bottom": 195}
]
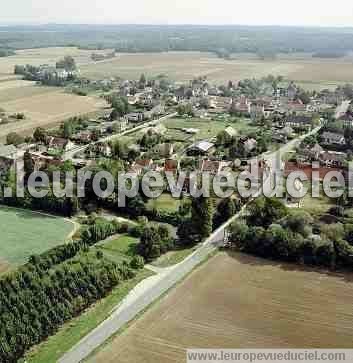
[
  {"left": 287, "top": 115, "right": 312, "bottom": 124},
  {"left": 319, "top": 150, "right": 346, "bottom": 162},
  {"left": 322, "top": 131, "right": 345, "bottom": 143},
  {"left": 189, "top": 140, "right": 215, "bottom": 152},
  {"left": 164, "top": 159, "right": 179, "bottom": 171},
  {"left": 310, "top": 143, "right": 324, "bottom": 153},
  {"left": 224, "top": 126, "right": 238, "bottom": 137}
]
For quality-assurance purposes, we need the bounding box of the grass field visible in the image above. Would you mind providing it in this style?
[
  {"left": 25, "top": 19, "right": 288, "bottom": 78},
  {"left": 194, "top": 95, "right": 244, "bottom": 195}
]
[
  {"left": 89, "top": 252, "right": 353, "bottom": 362},
  {"left": 98, "top": 235, "right": 140, "bottom": 261},
  {"left": 0, "top": 206, "right": 74, "bottom": 271},
  {"left": 146, "top": 193, "right": 182, "bottom": 213},
  {"left": 163, "top": 116, "right": 256, "bottom": 142}
]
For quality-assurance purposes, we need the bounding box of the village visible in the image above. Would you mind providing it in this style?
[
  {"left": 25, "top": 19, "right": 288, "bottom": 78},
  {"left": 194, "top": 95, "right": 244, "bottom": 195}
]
[{"left": 0, "top": 69, "right": 352, "bottom": 201}]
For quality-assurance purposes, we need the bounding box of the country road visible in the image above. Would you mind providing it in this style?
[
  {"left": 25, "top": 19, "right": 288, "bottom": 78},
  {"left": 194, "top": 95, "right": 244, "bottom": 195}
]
[{"left": 58, "top": 125, "right": 321, "bottom": 363}]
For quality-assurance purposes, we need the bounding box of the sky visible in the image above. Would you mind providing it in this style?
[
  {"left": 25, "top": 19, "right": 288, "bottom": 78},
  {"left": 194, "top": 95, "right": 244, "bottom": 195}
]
[{"left": 2, "top": 0, "right": 353, "bottom": 27}]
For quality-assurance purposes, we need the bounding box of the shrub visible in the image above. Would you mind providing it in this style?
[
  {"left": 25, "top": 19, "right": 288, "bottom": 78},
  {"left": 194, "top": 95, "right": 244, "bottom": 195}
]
[{"left": 130, "top": 255, "right": 145, "bottom": 269}]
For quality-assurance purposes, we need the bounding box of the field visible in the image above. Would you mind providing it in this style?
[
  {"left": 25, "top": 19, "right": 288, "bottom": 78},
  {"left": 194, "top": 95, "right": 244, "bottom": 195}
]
[
  {"left": 97, "top": 235, "right": 140, "bottom": 262},
  {"left": 0, "top": 47, "right": 108, "bottom": 140},
  {"left": 79, "top": 51, "right": 353, "bottom": 88},
  {"left": 90, "top": 252, "right": 353, "bottom": 362},
  {"left": 0, "top": 206, "right": 74, "bottom": 271},
  {"left": 0, "top": 47, "right": 95, "bottom": 75},
  {"left": 0, "top": 86, "right": 106, "bottom": 141},
  {"left": 146, "top": 193, "right": 182, "bottom": 213},
  {"left": 163, "top": 116, "right": 257, "bottom": 142},
  {"left": 0, "top": 47, "right": 352, "bottom": 90}
]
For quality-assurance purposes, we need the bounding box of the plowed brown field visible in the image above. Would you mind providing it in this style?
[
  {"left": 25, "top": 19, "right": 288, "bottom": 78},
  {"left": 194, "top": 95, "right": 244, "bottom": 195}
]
[{"left": 90, "top": 252, "right": 353, "bottom": 363}]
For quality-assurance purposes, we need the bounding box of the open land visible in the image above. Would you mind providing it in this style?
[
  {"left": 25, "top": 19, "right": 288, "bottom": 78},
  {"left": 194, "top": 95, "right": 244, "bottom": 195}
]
[
  {"left": 0, "top": 206, "right": 74, "bottom": 272},
  {"left": 0, "top": 86, "right": 106, "bottom": 141},
  {"left": 89, "top": 252, "right": 353, "bottom": 363},
  {"left": 0, "top": 47, "right": 108, "bottom": 140},
  {"left": 79, "top": 51, "right": 353, "bottom": 89}
]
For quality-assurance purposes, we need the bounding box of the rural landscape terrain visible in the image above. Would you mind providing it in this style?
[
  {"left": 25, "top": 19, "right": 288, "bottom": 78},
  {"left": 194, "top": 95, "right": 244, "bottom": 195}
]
[
  {"left": 1, "top": 20, "right": 353, "bottom": 363},
  {"left": 89, "top": 252, "right": 353, "bottom": 363}
]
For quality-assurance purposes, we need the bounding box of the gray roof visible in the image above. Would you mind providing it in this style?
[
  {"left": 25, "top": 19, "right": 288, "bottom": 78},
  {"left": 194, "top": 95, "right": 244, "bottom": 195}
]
[
  {"left": 190, "top": 140, "right": 215, "bottom": 152},
  {"left": 0, "top": 144, "right": 18, "bottom": 159}
]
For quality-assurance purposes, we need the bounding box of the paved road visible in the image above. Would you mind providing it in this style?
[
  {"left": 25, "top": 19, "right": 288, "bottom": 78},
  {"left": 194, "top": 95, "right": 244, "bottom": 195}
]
[
  {"left": 63, "top": 112, "right": 178, "bottom": 160},
  {"left": 59, "top": 126, "right": 321, "bottom": 363}
]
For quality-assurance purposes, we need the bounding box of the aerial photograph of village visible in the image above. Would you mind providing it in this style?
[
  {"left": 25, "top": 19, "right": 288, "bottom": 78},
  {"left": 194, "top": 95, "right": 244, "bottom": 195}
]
[{"left": 1, "top": 1, "right": 353, "bottom": 363}]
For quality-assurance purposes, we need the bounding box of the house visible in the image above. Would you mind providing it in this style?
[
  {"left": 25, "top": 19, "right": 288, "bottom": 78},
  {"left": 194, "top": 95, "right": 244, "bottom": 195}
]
[
  {"left": 46, "top": 137, "right": 74, "bottom": 152},
  {"left": 287, "top": 83, "right": 297, "bottom": 100},
  {"left": 250, "top": 101, "right": 266, "bottom": 120},
  {"left": 75, "top": 130, "right": 92, "bottom": 143},
  {"left": 309, "top": 143, "right": 324, "bottom": 160},
  {"left": 319, "top": 151, "right": 346, "bottom": 167},
  {"left": 155, "top": 143, "right": 174, "bottom": 158},
  {"left": 339, "top": 113, "right": 353, "bottom": 128},
  {"left": 86, "top": 142, "right": 112, "bottom": 158},
  {"left": 285, "top": 115, "right": 312, "bottom": 130},
  {"left": 135, "top": 159, "right": 154, "bottom": 168},
  {"left": 125, "top": 112, "right": 144, "bottom": 123},
  {"left": 287, "top": 99, "right": 307, "bottom": 113},
  {"left": 187, "top": 140, "right": 216, "bottom": 156},
  {"left": 232, "top": 95, "right": 251, "bottom": 114},
  {"left": 242, "top": 138, "right": 258, "bottom": 152},
  {"left": 0, "top": 144, "right": 23, "bottom": 176},
  {"left": 199, "top": 160, "right": 229, "bottom": 175},
  {"left": 164, "top": 159, "right": 179, "bottom": 173},
  {"left": 321, "top": 131, "right": 346, "bottom": 146}
]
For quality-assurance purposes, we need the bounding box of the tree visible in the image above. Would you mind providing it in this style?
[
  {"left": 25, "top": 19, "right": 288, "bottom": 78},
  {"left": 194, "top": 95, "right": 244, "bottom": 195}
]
[
  {"left": 33, "top": 127, "right": 47, "bottom": 143},
  {"left": 213, "top": 198, "right": 238, "bottom": 228},
  {"left": 130, "top": 255, "right": 145, "bottom": 269},
  {"left": 138, "top": 225, "right": 164, "bottom": 260},
  {"left": 6, "top": 132, "right": 24, "bottom": 146},
  {"left": 199, "top": 97, "right": 210, "bottom": 109},
  {"left": 23, "top": 151, "right": 34, "bottom": 181},
  {"left": 139, "top": 73, "right": 147, "bottom": 88},
  {"left": 56, "top": 56, "right": 76, "bottom": 71},
  {"left": 248, "top": 197, "right": 288, "bottom": 228},
  {"left": 190, "top": 197, "right": 214, "bottom": 240},
  {"left": 63, "top": 121, "right": 73, "bottom": 139}
]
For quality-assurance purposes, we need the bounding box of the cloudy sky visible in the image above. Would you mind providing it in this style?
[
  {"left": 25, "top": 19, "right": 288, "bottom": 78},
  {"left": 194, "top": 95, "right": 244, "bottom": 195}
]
[{"left": 2, "top": 0, "right": 353, "bottom": 27}]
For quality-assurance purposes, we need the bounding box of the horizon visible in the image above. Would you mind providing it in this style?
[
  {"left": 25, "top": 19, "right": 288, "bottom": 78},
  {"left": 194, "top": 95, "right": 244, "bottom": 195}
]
[{"left": 1, "top": 0, "right": 353, "bottom": 28}]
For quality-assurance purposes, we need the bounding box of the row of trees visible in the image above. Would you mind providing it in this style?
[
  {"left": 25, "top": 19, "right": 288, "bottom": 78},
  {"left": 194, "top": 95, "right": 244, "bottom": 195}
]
[
  {"left": 0, "top": 247, "right": 134, "bottom": 362},
  {"left": 229, "top": 197, "right": 353, "bottom": 270}
]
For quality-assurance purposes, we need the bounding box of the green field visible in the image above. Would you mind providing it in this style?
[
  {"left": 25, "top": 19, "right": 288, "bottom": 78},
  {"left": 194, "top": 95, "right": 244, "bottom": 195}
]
[
  {"left": 146, "top": 193, "right": 182, "bottom": 213},
  {"left": 163, "top": 116, "right": 257, "bottom": 141},
  {"left": 98, "top": 235, "right": 139, "bottom": 261},
  {"left": 0, "top": 206, "right": 74, "bottom": 271}
]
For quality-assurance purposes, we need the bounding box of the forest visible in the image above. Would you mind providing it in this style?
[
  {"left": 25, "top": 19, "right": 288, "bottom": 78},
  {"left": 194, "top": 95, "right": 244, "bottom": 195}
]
[{"left": 1, "top": 25, "right": 353, "bottom": 57}]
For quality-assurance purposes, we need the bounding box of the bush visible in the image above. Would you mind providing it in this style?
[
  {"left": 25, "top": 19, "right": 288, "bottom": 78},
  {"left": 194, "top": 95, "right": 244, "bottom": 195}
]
[{"left": 130, "top": 255, "right": 145, "bottom": 269}]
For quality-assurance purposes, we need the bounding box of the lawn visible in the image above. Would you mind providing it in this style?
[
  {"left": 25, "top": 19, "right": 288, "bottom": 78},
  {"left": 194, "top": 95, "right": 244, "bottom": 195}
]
[
  {"left": 0, "top": 206, "right": 74, "bottom": 270},
  {"left": 98, "top": 235, "right": 139, "bottom": 260},
  {"left": 163, "top": 116, "right": 257, "bottom": 142},
  {"left": 151, "top": 245, "right": 198, "bottom": 268},
  {"left": 146, "top": 193, "right": 182, "bottom": 213}
]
